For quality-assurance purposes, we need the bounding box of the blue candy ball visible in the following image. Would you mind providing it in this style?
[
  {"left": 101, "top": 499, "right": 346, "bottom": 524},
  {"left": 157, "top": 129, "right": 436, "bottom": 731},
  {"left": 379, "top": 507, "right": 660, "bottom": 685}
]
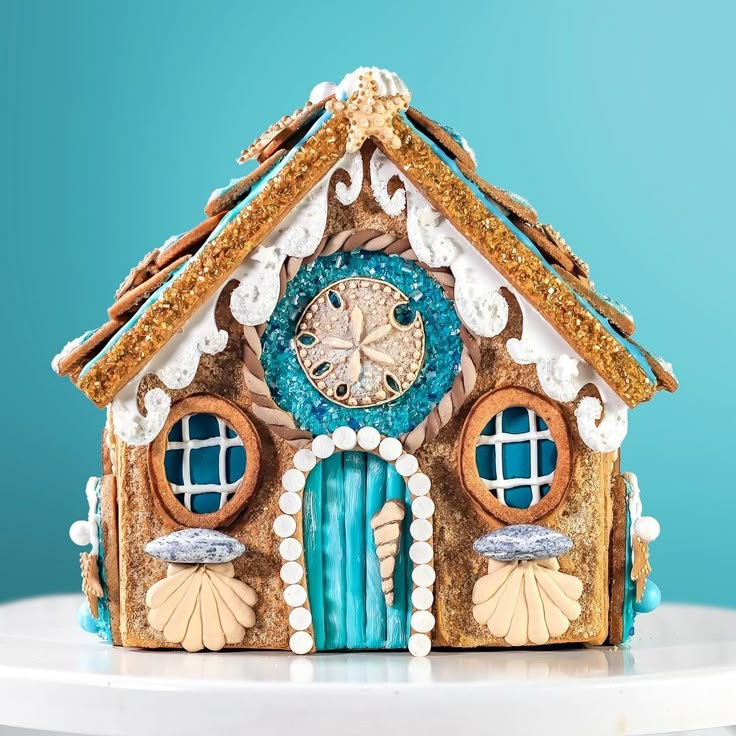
[
  {"left": 77, "top": 601, "right": 98, "bottom": 633},
  {"left": 634, "top": 580, "right": 661, "bottom": 613}
]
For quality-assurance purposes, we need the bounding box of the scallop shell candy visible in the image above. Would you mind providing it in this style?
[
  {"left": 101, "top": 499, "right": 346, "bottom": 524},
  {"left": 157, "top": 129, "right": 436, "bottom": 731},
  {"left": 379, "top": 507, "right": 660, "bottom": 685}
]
[{"left": 145, "top": 562, "right": 258, "bottom": 652}]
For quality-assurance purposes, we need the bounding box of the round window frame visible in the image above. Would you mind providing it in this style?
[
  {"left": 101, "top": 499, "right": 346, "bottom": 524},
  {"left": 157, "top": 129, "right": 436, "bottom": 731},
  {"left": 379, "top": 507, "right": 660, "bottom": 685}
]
[
  {"left": 148, "top": 395, "right": 261, "bottom": 530},
  {"left": 458, "top": 387, "right": 572, "bottom": 524}
]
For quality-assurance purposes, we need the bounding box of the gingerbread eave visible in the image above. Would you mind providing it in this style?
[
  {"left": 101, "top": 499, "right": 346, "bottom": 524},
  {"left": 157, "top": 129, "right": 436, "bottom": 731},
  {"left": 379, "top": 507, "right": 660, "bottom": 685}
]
[{"left": 56, "top": 91, "right": 676, "bottom": 410}]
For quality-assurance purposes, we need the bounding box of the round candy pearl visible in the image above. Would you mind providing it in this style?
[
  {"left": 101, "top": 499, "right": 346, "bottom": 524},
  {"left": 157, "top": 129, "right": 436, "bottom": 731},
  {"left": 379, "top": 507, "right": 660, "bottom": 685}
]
[
  {"left": 69, "top": 520, "right": 91, "bottom": 547},
  {"left": 77, "top": 602, "right": 97, "bottom": 633},
  {"left": 634, "top": 579, "right": 661, "bottom": 614},
  {"left": 635, "top": 516, "right": 661, "bottom": 543}
]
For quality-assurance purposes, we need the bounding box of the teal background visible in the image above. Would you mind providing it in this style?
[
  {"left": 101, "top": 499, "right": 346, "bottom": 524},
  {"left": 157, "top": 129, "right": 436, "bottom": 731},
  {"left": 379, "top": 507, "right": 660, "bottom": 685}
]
[{"left": 1, "top": 0, "right": 734, "bottom": 606}]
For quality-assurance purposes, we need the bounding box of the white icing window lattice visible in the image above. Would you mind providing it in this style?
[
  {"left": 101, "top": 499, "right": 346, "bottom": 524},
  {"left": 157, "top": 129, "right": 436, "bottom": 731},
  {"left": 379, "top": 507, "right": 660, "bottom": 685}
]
[
  {"left": 475, "top": 406, "right": 558, "bottom": 510},
  {"left": 164, "top": 413, "right": 247, "bottom": 514}
]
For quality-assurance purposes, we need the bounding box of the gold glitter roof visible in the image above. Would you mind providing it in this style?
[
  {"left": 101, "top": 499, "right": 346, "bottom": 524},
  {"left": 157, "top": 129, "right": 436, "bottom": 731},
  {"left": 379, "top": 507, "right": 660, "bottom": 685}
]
[{"left": 62, "top": 102, "right": 675, "bottom": 409}]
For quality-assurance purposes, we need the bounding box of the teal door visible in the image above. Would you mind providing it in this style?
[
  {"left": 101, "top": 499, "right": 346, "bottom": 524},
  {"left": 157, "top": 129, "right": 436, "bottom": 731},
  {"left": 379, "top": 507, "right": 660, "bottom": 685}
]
[{"left": 303, "top": 451, "right": 413, "bottom": 650}]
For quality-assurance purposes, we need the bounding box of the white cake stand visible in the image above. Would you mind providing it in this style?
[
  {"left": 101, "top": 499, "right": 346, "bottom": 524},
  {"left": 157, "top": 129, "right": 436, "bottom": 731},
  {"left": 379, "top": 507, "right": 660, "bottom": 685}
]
[{"left": 0, "top": 595, "right": 734, "bottom": 736}]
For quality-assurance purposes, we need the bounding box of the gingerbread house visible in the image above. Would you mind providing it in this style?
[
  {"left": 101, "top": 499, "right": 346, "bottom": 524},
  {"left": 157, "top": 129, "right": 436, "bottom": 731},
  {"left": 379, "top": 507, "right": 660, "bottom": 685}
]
[{"left": 55, "top": 67, "right": 676, "bottom": 656}]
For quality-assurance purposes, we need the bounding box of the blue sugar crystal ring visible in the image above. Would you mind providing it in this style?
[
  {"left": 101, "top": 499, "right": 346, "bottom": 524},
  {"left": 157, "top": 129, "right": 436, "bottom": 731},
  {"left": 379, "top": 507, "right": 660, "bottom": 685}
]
[
  {"left": 261, "top": 250, "right": 463, "bottom": 438},
  {"left": 474, "top": 524, "right": 573, "bottom": 561},
  {"left": 144, "top": 528, "right": 246, "bottom": 564}
]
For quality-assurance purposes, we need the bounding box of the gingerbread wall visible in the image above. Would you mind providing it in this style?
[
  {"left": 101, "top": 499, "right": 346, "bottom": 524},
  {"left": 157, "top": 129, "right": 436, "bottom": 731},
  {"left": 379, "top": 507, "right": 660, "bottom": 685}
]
[{"left": 105, "top": 175, "right": 621, "bottom": 649}]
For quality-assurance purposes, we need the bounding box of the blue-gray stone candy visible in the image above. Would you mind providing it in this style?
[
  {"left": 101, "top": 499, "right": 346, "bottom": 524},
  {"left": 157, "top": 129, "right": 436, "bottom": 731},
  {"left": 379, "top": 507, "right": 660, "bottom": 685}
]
[
  {"left": 144, "top": 528, "right": 245, "bottom": 564},
  {"left": 473, "top": 524, "right": 573, "bottom": 561}
]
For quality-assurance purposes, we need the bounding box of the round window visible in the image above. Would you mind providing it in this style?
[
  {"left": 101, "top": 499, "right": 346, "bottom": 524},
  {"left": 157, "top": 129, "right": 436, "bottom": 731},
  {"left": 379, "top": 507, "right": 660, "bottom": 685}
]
[
  {"left": 149, "top": 396, "right": 260, "bottom": 528},
  {"left": 459, "top": 388, "right": 571, "bottom": 523}
]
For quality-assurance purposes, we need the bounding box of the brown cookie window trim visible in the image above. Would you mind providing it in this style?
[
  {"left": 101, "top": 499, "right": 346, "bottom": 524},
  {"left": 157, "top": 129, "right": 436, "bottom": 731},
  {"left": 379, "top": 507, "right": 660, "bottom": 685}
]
[
  {"left": 148, "top": 395, "right": 261, "bottom": 529},
  {"left": 458, "top": 387, "right": 572, "bottom": 524}
]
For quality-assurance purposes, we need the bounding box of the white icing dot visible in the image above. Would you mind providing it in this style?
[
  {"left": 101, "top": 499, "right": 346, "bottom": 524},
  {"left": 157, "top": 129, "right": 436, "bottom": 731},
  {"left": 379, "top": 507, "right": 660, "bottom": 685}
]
[
  {"left": 412, "top": 564, "right": 436, "bottom": 588},
  {"left": 290, "top": 630, "right": 314, "bottom": 655},
  {"left": 273, "top": 514, "right": 297, "bottom": 538},
  {"left": 410, "top": 519, "right": 433, "bottom": 542},
  {"left": 379, "top": 437, "right": 403, "bottom": 462},
  {"left": 69, "top": 520, "right": 91, "bottom": 547},
  {"left": 411, "top": 610, "right": 435, "bottom": 634},
  {"left": 280, "top": 561, "right": 304, "bottom": 585},
  {"left": 332, "top": 426, "right": 357, "bottom": 450},
  {"left": 312, "top": 435, "right": 335, "bottom": 459},
  {"left": 282, "top": 468, "right": 306, "bottom": 492},
  {"left": 411, "top": 587, "right": 434, "bottom": 610},
  {"left": 293, "top": 448, "right": 317, "bottom": 472},
  {"left": 289, "top": 606, "right": 313, "bottom": 631},
  {"left": 279, "top": 492, "right": 303, "bottom": 515},
  {"left": 357, "top": 426, "right": 381, "bottom": 450},
  {"left": 284, "top": 584, "right": 308, "bottom": 608},
  {"left": 635, "top": 516, "right": 661, "bottom": 543},
  {"left": 410, "top": 542, "right": 433, "bottom": 565},
  {"left": 408, "top": 472, "right": 431, "bottom": 496},
  {"left": 412, "top": 496, "right": 435, "bottom": 520},
  {"left": 408, "top": 632, "right": 432, "bottom": 657},
  {"left": 279, "top": 538, "right": 303, "bottom": 561},
  {"left": 395, "top": 453, "right": 419, "bottom": 477}
]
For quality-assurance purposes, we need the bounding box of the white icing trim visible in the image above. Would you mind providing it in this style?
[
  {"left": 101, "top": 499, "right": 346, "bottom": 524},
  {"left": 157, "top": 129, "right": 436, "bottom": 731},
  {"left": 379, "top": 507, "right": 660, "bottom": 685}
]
[
  {"left": 367, "top": 152, "right": 629, "bottom": 452},
  {"left": 334, "top": 151, "right": 363, "bottom": 206},
  {"left": 575, "top": 396, "right": 628, "bottom": 453},
  {"left": 85, "top": 476, "right": 100, "bottom": 556},
  {"left": 109, "top": 155, "right": 361, "bottom": 445},
  {"left": 369, "top": 149, "right": 406, "bottom": 217},
  {"left": 277, "top": 427, "right": 434, "bottom": 657}
]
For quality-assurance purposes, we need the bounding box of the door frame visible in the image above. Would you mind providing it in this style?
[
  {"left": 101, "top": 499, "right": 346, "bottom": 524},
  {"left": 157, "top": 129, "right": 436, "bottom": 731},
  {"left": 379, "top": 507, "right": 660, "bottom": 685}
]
[{"left": 274, "top": 427, "right": 436, "bottom": 657}]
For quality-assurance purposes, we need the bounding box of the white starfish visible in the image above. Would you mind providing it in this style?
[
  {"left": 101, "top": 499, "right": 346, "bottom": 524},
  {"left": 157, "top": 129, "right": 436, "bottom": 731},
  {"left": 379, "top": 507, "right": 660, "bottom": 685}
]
[{"left": 322, "top": 305, "right": 394, "bottom": 382}]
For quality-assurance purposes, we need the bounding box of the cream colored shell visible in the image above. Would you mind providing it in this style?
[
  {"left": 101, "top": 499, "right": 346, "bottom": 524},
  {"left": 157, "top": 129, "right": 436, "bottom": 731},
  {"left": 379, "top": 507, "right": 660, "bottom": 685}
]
[
  {"left": 472, "top": 558, "right": 583, "bottom": 646},
  {"left": 145, "top": 562, "right": 258, "bottom": 652}
]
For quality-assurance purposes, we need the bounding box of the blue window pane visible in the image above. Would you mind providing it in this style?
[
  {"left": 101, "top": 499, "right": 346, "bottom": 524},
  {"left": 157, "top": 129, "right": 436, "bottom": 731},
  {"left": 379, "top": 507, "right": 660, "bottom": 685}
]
[
  {"left": 536, "top": 415, "right": 549, "bottom": 432},
  {"left": 540, "top": 483, "right": 551, "bottom": 497},
  {"left": 188, "top": 413, "right": 221, "bottom": 440},
  {"left": 502, "top": 441, "right": 531, "bottom": 479},
  {"left": 475, "top": 444, "right": 496, "bottom": 481},
  {"left": 502, "top": 407, "right": 530, "bottom": 434},
  {"left": 505, "top": 486, "right": 533, "bottom": 509},
  {"left": 191, "top": 492, "right": 223, "bottom": 514},
  {"left": 225, "top": 425, "right": 238, "bottom": 439},
  {"left": 226, "top": 446, "right": 246, "bottom": 484},
  {"left": 189, "top": 445, "right": 221, "bottom": 485},
  {"left": 164, "top": 449, "right": 184, "bottom": 486},
  {"left": 168, "top": 421, "right": 183, "bottom": 442},
  {"left": 480, "top": 415, "right": 496, "bottom": 436},
  {"left": 538, "top": 439, "right": 558, "bottom": 476}
]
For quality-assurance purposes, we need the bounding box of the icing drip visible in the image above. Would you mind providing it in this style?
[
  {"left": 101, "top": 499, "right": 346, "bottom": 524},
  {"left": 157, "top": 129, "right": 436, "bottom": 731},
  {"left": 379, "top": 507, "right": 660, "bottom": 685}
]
[
  {"left": 406, "top": 200, "right": 458, "bottom": 268},
  {"left": 334, "top": 151, "right": 363, "bottom": 206},
  {"left": 156, "top": 329, "right": 229, "bottom": 389},
  {"left": 112, "top": 387, "right": 171, "bottom": 446},
  {"left": 574, "top": 396, "right": 628, "bottom": 453},
  {"left": 369, "top": 149, "right": 406, "bottom": 217},
  {"left": 229, "top": 252, "right": 283, "bottom": 326}
]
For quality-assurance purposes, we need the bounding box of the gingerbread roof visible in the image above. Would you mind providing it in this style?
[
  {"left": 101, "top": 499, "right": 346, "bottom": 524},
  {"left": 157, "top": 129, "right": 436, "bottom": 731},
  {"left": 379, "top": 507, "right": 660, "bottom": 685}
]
[{"left": 53, "top": 70, "right": 677, "bottom": 409}]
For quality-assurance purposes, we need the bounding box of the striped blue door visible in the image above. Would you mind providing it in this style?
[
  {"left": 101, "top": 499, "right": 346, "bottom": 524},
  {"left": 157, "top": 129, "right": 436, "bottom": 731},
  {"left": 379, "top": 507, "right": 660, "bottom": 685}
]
[{"left": 303, "top": 451, "right": 413, "bottom": 650}]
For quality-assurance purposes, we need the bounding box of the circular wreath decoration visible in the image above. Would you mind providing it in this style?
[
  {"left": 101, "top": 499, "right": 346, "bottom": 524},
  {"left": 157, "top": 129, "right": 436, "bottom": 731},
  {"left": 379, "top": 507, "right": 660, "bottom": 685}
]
[{"left": 260, "top": 250, "right": 463, "bottom": 438}]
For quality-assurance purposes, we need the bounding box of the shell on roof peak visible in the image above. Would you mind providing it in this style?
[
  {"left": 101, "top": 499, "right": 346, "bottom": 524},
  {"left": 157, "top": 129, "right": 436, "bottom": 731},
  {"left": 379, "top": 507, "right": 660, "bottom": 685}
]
[{"left": 309, "top": 67, "right": 409, "bottom": 104}]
